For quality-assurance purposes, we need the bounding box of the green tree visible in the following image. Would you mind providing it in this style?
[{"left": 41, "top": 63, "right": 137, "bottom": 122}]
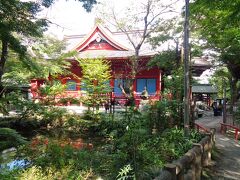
[
  {"left": 77, "top": 58, "right": 111, "bottom": 113},
  {"left": 38, "top": 80, "right": 67, "bottom": 105},
  {"left": 97, "top": 0, "right": 179, "bottom": 91},
  {"left": 0, "top": 0, "right": 46, "bottom": 94},
  {"left": 2, "top": 35, "right": 72, "bottom": 85},
  {"left": 209, "top": 67, "right": 231, "bottom": 99},
  {"left": 190, "top": 0, "right": 240, "bottom": 107},
  {"left": 0, "top": 0, "right": 96, "bottom": 96}
]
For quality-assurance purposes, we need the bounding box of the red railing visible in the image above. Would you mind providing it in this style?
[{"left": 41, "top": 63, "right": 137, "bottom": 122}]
[
  {"left": 194, "top": 123, "right": 210, "bottom": 133},
  {"left": 220, "top": 123, "right": 240, "bottom": 141}
]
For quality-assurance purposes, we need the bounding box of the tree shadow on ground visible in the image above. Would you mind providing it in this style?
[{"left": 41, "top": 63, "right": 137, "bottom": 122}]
[{"left": 202, "top": 147, "right": 229, "bottom": 180}]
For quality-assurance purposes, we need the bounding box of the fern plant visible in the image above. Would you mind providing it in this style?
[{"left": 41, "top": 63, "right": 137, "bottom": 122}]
[{"left": 117, "top": 164, "right": 135, "bottom": 180}]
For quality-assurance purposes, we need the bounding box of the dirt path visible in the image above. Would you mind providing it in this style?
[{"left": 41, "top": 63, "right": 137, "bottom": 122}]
[{"left": 195, "top": 111, "right": 240, "bottom": 179}]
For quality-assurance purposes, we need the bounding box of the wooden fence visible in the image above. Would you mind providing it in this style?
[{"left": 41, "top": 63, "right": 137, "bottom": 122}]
[{"left": 154, "top": 128, "right": 216, "bottom": 180}]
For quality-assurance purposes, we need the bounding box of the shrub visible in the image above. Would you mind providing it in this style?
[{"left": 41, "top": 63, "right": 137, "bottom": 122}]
[
  {"left": 58, "top": 97, "right": 80, "bottom": 105},
  {"left": 0, "top": 128, "right": 27, "bottom": 151},
  {"left": 7, "top": 165, "right": 95, "bottom": 180},
  {"left": 1, "top": 103, "right": 204, "bottom": 179},
  {"left": 144, "top": 100, "right": 183, "bottom": 133}
]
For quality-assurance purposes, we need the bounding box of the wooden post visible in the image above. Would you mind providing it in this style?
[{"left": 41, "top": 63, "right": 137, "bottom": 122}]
[
  {"left": 190, "top": 162, "right": 196, "bottom": 180},
  {"left": 164, "top": 164, "right": 177, "bottom": 180},
  {"left": 174, "top": 162, "right": 184, "bottom": 180},
  {"left": 177, "top": 167, "right": 184, "bottom": 180},
  {"left": 109, "top": 92, "right": 112, "bottom": 114},
  {"left": 223, "top": 78, "right": 227, "bottom": 123},
  {"left": 202, "top": 135, "right": 212, "bottom": 166},
  {"left": 210, "top": 128, "right": 216, "bottom": 144},
  {"left": 235, "top": 129, "right": 239, "bottom": 141},
  {"left": 193, "top": 143, "right": 203, "bottom": 180}
]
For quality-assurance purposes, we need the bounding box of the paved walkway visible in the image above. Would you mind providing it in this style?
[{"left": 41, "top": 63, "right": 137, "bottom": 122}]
[{"left": 195, "top": 111, "right": 240, "bottom": 179}]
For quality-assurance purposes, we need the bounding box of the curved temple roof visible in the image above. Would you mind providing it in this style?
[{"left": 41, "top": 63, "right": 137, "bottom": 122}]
[
  {"left": 64, "top": 25, "right": 212, "bottom": 76},
  {"left": 64, "top": 24, "right": 156, "bottom": 59}
]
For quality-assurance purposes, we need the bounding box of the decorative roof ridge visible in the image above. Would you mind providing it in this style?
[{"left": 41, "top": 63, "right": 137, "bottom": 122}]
[
  {"left": 97, "top": 25, "right": 131, "bottom": 51},
  {"left": 71, "top": 24, "right": 132, "bottom": 52},
  {"left": 64, "top": 29, "right": 145, "bottom": 39},
  {"left": 71, "top": 24, "right": 98, "bottom": 51}
]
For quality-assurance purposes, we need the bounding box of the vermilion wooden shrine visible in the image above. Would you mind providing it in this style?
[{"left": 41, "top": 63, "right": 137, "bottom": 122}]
[
  {"left": 31, "top": 25, "right": 162, "bottom": 106},
  {"left": 31, "top": 24, "right": 162, "bottom": 106},
  {"left": 31, "top": 24, "right": 213, "bottom": 106}
]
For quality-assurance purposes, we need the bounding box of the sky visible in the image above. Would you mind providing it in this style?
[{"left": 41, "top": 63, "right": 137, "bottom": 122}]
[
  {"left": 40, "top": 0, "right": 96, "bottom": 38},
  {"left": 40, "top": 0, "right": 185, "bottom": 38}
]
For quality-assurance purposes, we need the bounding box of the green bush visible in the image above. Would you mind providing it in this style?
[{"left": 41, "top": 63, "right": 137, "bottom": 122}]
[
  {"left": 0, "top": 102, "right": 204, "bottom": 179},
  {"left": 75, "top": 109, "right": 203, "bottom": 179},
  {"left": 58, "top": 97, "right": 80, "bottom": 105},
  {"left": 144, "top": 100, "right": 183, "bottom": 133},
  {"left": 18, "top": 139, "right": 107, "bottom": 179},
  {"left": 0, "top": 128, "right": 27, "bottom": 151},
  {"left": 160, "top": 128, "right": 201, "bottom": 159},
  {"left": 0, "top": 165, "right": 95, "bottom": 180}
]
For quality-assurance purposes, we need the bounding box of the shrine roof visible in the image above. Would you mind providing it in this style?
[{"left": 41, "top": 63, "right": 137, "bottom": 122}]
[
  {"left": 75, "top": 49, "right": 155, "bottom": 59},
  {"left": 191, "top": 57, "right": 212, "bottom": 76},
  {"left": 191, "top": 57, "right": 212, "bottom": 67},
  {"left": 65, "top": 24, "right": 131, "bottom": 52},
  {"left": 192, "top": 84, "right": 218, "bottom": 94},
  {"left": 64, "top": 24, "right": 158, "bottom": 58},
  {"left": 64, "top": 25, "right": 212, "bottom": 76}
]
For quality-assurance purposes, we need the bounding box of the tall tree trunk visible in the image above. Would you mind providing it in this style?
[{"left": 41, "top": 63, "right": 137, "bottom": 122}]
[
  {"left": 175, "top": 39, "right": 181, "bottom": 68},
  {"left": 183, "top": 0, "right": 190, "bottom": 136},
  {"left": 132, "top": 48, "right": 140, "bottom": 79},
  {"left": 0, "top": 40, "right": 8, "bottom": 97},
  {"left": 229, "top": 76, "right": 238, "bottom": 114}
]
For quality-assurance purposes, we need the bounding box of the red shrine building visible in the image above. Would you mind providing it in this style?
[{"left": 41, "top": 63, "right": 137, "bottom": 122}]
[
  {"left": 30, "top": 24, "right": 212, "bottom": 106},
  {"left": 31, "top": 24, "right": 162, "bottom": 106},
  {"left": 31, "top": 24, "right": 162, "bottom": 105}
]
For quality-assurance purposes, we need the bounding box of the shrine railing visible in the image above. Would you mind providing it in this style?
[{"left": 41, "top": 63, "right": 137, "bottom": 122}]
[{"left": 154, "top": 128, "right": 216, "bottom": 180}]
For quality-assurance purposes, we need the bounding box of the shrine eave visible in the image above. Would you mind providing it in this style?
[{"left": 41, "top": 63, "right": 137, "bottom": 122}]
[{"left": 74, "top": 50, "right": 154, "bottom": 59}]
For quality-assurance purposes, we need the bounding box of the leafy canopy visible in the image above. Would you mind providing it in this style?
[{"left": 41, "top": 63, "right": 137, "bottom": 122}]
[
  {"left": 2, "top": 36, "right": 74, "bottom": 84},
  {"left": 0, "top": 0, "right": 97, "bottom": 92},
  {"left": 190, "top": 0, "right": 240, "bottom": 79}
]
